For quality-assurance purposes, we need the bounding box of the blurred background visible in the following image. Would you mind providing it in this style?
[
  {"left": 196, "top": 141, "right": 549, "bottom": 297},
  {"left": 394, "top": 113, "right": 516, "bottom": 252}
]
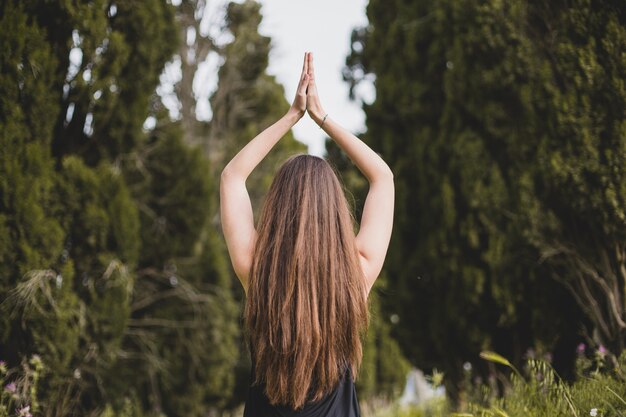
[{"left": 0, "top": 0, "right": 624, "bottom": 416}]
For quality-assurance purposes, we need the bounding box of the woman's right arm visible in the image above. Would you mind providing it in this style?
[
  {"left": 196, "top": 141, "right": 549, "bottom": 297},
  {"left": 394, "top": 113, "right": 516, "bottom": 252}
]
[{"left": 305, "top": 52, "right": 394, "bottom": 295}]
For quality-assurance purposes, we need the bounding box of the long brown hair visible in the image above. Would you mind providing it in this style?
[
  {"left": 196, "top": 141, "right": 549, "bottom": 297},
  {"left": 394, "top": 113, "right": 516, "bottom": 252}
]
[{"left": 244, "top": 154, "right": 369, "bottom": 409}]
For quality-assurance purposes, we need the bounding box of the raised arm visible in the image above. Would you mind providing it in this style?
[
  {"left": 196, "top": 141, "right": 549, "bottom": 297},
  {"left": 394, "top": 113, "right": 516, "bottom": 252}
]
[
  {"left": 220, "top": 53, "right": 310, "bottom": 293},
  {"left": 305, "top": 52, "right": 394, "bottom": 295}
]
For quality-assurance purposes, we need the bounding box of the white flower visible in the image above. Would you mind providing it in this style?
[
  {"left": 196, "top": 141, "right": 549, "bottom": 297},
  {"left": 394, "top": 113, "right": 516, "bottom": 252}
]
[{"left": 590, "top": 408, "right": 598, "bottom": 416}]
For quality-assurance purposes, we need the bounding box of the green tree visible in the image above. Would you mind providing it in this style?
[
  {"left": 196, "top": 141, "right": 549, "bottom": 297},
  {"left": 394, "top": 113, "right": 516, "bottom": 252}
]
[
  {"left": 0, "top": 3, "right": 79, "bottom": 412},
  {"left": 121, "top": 118, "right": 239, "bottom": 414},
  {"left": 0, "top": 3, "right": 144, "bottom": 412},
  {"left": 0, "top": 1, "right": 63, "bottom": 294},
  {"left": 51, "top": 156, "right": 139, "bottom": 413},
  {"left": 33, "top": 0, "right": 180, "bottom": 412},
  {"left": 515, "top": 1, "right": 626, "bottom": 354},
  {"left": 344, "top": 0, "right": 625, "bottom": 401},
  {"left": 1, "top": 0, "right": 242, "bottom": 415}
]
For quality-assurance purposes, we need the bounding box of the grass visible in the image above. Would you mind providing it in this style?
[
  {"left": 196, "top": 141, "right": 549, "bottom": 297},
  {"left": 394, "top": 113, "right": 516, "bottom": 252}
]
[
  {"left": 2, "top": 348, "right": 625, "bottom": 416},
  {"left": 365, "top": 349, "right": 626, "bottom": 417}
]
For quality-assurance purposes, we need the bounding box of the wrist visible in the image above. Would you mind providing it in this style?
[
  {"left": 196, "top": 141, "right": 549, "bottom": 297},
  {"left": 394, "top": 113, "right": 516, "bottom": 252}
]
[
  {"left": 317, "top": 113, "right": 329, "bottom": 129},
  {"left": 309, "top": 109, "right": 326, "bottom": 125},
  {"left": 285, "top": 108, "right": 303, "bottom": 124}
]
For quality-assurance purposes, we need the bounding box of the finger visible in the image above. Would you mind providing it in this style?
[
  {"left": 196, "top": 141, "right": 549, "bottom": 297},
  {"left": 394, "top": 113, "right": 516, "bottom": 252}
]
[
  {"left": 297, "top": 53, "right": 309, "bottom": 91},
  {"left": 308, "top": 52, "right": 315, "bottom": 79},
  {"left": 305, "top": 51, "right": 309, "bottom": 75},
  {"left": 307, "top": 71, "right": 317, "bottom": 91},
  {"left": 298, "top": 74, "right": 309, "bottom": 94},
  {"left": 297, "top": 68, "right": 308, "bottom": 91}
]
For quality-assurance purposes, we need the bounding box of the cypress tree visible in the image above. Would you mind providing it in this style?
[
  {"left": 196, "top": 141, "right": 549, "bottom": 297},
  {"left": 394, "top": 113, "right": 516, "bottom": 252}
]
[
  {"left": 0, "top": 0, "right": 242, "bottom": 414},
  {"left": 344, "top": 0, "right": 625, "bottom": 400},
  {"left": 0, "top": 2, "right": 78, "bottom": 408},
  {"left": 121, "top": 117, "right": 239, "bottom": 414}
]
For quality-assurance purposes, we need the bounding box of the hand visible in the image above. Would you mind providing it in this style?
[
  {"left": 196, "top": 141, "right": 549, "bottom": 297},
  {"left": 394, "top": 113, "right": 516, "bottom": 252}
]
[
  {"left": 305, "top": 52, "right": 326, "bottom": 125},
  {"left": 288, "top": 52, "right": 310, "bottom": 119}
]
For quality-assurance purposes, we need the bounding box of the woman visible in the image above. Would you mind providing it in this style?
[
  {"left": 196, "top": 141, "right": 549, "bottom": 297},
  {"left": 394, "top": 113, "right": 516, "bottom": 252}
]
[{"left": 220, "top": 52, "right": 394, "bottom": 416}]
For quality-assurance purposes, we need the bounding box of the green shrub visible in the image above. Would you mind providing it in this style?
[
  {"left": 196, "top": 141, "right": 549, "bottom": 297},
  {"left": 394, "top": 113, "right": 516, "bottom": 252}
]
[
  {"left": 367, "top": 350, "right": 626, "bottom": 417},
  {"left": 465, "top": 350, "right": 626, "bottom": 417}
]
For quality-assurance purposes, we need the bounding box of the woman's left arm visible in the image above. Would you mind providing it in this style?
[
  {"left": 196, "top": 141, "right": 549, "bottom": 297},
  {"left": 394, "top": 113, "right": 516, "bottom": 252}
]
[{"left": 220, "top": 53, "right": 310, "bottom": 292}]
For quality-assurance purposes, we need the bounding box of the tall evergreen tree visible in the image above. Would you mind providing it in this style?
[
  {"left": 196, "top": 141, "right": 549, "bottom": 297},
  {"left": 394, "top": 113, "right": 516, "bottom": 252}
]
[
  {"left": 0, "top": 1, "right": 76, "bottom": 394},
  {"left": 344, "top": 0, "right": 624, "bottom": 400},
  {"left": 121, "top": 118, "right": 239, "bottom": 415},
  {"left": 1, "top": 0, "right": 241, "bottom": 414},
  {"left": 0, "top": 1, "right": 144, "bottom": 413},
  {"left": 516, "top": 1, "right": 626, "bottom": 354}
]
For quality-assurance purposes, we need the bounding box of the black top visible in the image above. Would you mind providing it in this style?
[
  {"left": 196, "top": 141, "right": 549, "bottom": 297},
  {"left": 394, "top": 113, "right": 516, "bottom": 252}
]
[{"left": 243, "top": 362, "right": 361, "bottom": 417}]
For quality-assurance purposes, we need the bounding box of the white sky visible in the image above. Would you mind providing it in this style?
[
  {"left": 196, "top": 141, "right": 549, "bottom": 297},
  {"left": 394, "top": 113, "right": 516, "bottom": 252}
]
[
  {"left": 159, "top": 0, "right": 372, "bottom": 156},
  {"left": 257, "top": 0, "right": 371, "bottom": 155}
]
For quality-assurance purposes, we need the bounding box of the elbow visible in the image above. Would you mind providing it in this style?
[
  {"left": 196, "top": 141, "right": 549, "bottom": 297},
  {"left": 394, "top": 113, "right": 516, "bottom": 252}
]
[
  {"left": 369, "top": 165, "right": 394, "bottom": 187},
  {"left": 220, "top": 164, "right": 246, "bottom": 188},
  {"left": 220, "top": 164, "right": 237, "bottom": 183},
  {"left": 380, "top": 165, "right": 394, "bottom": 182},
  {"left": 220, "top": 165, "right": 231, "bottom": 182},
  {"left": 385, "top": 166, "right": 394, "bottom": 181},
  {"left": 220, "top": 166, "right": 235, "bottom": 191}
]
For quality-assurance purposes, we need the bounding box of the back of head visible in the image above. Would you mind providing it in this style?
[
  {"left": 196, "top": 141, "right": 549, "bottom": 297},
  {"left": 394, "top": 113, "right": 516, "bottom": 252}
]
[{"left": 244, "top": 154, "right": 368, "bottom": 410}]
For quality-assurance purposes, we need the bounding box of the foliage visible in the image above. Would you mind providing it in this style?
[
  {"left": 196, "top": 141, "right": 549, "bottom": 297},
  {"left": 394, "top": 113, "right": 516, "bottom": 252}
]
[
  {"left": 0, "top": 0, "right": 65, "bottom": 320},
  {"left": 366, "top": 350, "right": 626, "bottom": 417},
  {"left": 207, "top": 1, "right": 306, "bottom": 208},
  {"left": 345, "top": 0, "right": 625, "bottom": 401},
  {"left": 464, "top": 350, "right": 626, "bottom": 417},
  {"left": 0, "top": 355, "right": 44, "bottom": 417},
  {"left": 515, "top": 1, "right": 626, "bottom": 353},
  {"left": 120, "top": 120, "right": 240, "bottom": 414},
  {"left": 0, "top": 0, "right": 241, "bottom": 415}
]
